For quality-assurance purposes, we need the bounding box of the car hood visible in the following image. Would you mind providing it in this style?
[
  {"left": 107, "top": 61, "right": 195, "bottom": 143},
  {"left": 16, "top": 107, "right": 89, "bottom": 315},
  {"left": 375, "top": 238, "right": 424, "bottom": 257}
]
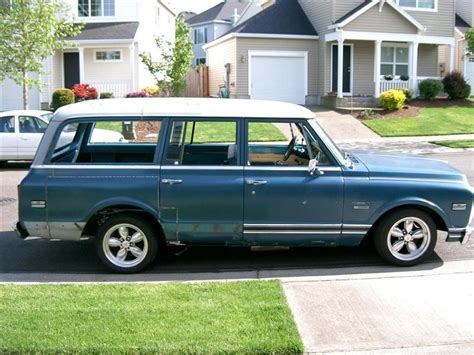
[{"left": 351, "top": 151, "right": 467, "bottom": 183}]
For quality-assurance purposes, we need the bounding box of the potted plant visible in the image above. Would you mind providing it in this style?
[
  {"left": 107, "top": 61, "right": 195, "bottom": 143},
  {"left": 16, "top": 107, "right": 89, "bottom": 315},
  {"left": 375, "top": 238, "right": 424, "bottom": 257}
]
[
  {"left": 328, "top": 91, "right": 338, "bottom": 97},
  {"left": 384, "top": 74, "right": 394, "bottom": 81},
  {"left": 400, "top": 75, "right": 410, "bottom": 82}
]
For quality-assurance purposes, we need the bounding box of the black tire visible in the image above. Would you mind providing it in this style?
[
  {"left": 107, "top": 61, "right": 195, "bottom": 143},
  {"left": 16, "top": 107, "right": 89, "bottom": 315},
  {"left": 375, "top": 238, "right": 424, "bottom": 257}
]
[
  {"left": 374, "top": 209, "right": 437, "bottom": 266},
  {"left": 95, "top": 214, "right": 159, "bottom": 273}
]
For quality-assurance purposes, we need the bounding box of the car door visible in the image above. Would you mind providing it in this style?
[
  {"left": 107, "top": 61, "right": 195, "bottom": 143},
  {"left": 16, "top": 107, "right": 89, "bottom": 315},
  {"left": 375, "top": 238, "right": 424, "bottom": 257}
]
[
  {"left": 159, "top": 118, "right": 244, "bottom": 245},
  {"left": 17, "top": 115, "right": 47, "bottom": 159},
  {"left": 0, "top": 115, "right": 18, "bottom": 161},
  {"left": 243, "top": 119, "right": 344, "bottom": 246}
]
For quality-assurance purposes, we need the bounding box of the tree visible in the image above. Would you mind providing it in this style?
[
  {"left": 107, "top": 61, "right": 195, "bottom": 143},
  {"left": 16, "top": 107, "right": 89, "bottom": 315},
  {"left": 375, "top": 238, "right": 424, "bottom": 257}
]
[
  {"left": 140, "top": 18, "right": 193, "bottom": 96},
  {"left": 466, "top": 28, "right": 474, "bottom": 55},
  {"left": 0, "top": 0, "right": 81, "bottom": 109}
]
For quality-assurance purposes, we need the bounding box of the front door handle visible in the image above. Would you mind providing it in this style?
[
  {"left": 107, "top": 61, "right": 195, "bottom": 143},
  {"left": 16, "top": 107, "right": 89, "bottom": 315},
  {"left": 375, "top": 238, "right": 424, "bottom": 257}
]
[
  {"left": 161, "top": 179, "right": 183, "bottom": 185},
  {"left": 246, "top": 179, "right": 267, "bottom": 186}
]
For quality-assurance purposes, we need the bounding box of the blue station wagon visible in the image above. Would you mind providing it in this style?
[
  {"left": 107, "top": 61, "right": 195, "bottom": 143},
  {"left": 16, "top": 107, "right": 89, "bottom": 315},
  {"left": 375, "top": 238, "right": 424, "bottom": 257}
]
[{"left": 14, "top": 98, "right": 473, "bottom": 273}]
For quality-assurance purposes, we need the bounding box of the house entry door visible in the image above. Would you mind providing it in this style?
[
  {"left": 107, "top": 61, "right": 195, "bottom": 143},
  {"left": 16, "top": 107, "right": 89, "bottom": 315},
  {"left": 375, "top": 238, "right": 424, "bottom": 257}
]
[
  {"left": 64, "top": 53, "right": 80, "bottom": 89},
  {"left": 332, "top": 45, "right": 352, "bottom": 94}
]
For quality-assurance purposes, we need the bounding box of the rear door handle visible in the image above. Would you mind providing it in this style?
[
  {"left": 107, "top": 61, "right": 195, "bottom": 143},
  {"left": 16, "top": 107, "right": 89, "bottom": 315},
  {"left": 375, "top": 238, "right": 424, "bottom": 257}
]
[
  {"left": 161, "top": 179, "right": 183, "bottom": 185},
  {"left": 246, "top": 179, "right": 267, "bottom": 186}
]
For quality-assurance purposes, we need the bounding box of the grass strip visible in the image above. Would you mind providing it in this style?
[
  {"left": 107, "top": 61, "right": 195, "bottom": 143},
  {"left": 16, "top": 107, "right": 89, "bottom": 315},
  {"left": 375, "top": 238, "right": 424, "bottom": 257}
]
[
  {"left": 430, "top": 139, "right": 474, "bottom": 148},
  {"left": 0, "top": 281, "right": 302, "bottom": 354},
  {"left": 363, "top": 107, "right": 474, "bottom": 137}
]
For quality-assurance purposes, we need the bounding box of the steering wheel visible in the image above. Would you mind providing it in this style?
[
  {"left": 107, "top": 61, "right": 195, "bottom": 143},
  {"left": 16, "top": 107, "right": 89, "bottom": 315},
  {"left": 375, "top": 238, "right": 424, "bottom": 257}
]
[{"left": 283, "top": 137, "right": 296, "bottom": 161}]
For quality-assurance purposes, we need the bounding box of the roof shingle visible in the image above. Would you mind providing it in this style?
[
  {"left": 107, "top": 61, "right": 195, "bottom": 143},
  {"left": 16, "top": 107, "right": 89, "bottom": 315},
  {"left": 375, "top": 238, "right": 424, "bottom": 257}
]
[
  {"left": 187, "top": 0, "right": 250, "bottom": 25},
  {"left": 68, "top": 22, "right": 139, "bottom": 41}
]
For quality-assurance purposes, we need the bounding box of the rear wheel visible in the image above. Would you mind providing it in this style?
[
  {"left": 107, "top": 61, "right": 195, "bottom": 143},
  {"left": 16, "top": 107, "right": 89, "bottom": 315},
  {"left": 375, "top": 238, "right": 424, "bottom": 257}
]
[
  {"left": 95, "top": 214, "right": 159, "bottom": 273},
  {"left": 374, "top": 209, "right": 437, "bottom": 266}
]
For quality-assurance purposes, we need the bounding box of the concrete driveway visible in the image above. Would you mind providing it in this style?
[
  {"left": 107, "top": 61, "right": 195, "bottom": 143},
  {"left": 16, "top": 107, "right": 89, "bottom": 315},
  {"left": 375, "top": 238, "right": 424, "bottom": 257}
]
[{"left": 284, "top": 261, "right": 474, "bottom": 354}]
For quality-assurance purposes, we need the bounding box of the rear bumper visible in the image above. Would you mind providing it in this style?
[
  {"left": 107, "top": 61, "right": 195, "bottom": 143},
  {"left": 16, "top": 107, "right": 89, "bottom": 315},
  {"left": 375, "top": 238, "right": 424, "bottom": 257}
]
[
  {"left": 447, "top": 227, "right": 472, "bottom": 245},
  {"left": 12, "top": 221, "right": 30, "bottom": 239}
]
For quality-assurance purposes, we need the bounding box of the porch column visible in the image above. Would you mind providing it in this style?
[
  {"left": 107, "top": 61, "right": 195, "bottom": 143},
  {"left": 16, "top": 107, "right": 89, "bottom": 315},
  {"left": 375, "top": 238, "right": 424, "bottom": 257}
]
[
  {"left": 129, "top": 44, "right": 136, "bottom": 92},
  {"left": 337, "top": 38, "right": 344, "bottom": 98},
  {"left": 374, "top": 39, "right": 382, "bottom": 98},
  {"left": 448, "top": 44, "right": 455, "bottom": 73},
  {"left": 78, "top": 47, "right": 85, "bottom": 84},
  {"left": 411, "top": 42, "right": 419, "bottom": 93}
]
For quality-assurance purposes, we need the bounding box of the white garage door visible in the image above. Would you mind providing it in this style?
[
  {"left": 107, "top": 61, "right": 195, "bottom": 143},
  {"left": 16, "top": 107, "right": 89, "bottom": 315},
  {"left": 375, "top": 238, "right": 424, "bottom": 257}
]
[
  {"left": 250, "top": 53, "right": 307, "bottom": 104},
  {"left": 465, "top": 56, "right": 474, "bottom": 90}
]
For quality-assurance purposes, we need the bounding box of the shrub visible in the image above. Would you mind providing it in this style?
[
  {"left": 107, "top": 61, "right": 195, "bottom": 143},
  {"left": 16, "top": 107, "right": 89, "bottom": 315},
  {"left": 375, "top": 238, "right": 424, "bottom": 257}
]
[
  {"left": 419, "top": 79, "right": 443, "bottom": 100},
  {"left": 398, "top": 88, "right": 414, "bottom": 102},
  {"left": 99, "top": 92, "right": 114, "bottom": 99},
  {"left": 359, "top": 109, "right": 381, "bottom": 120},
  {"left": 126, "top": 91, "right": 152, "bottom": 98},
  {"left": 442, "top": 71, "right": 471, "bottom": 99},
  {"left": 142, "top": 85, "right": 160, "bottom": 97},
  {"left": 51, "top": 88, "right": 74, "bottom": 111},
  {"left": 72, "top": 83, "right": 98, "bottom": 101},
  {"left": 380, "top": 90, "right": 406, "bottom": 111}
]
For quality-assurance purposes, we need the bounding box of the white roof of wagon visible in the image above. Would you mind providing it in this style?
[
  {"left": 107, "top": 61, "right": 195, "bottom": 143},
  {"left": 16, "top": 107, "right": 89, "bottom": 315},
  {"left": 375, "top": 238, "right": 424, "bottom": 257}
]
[{"left": 53, "top": 98, "right": 315, "bottom": 121}]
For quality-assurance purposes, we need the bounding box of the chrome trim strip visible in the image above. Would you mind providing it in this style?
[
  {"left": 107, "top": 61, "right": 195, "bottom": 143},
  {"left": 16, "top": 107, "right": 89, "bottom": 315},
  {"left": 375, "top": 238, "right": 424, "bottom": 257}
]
[
  {"left": 161, "top": 166, "right": 244, "bottom": 171},
  {"left": 244, "top": 230, "right": 340, "bottom": 235},
  {"left": 244, "top": 166, "right": 341, "bottom": 172},
  {"left": 32, "top": 164, "right": 162, "bottom": 170},
  {"left": 342, "top": 231, "right": 368, "bottom": 235},
  {"left": 342, "top": 224, "right": 372, "bottom": 230},
  {"left": 245, "top": 223, "right": 342, "bottom": 229}
]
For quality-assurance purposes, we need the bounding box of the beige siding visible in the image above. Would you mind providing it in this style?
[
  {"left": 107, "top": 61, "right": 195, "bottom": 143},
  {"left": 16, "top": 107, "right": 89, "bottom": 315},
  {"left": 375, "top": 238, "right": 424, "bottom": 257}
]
[
  {"left": 351, "top": 41, "right": 375, "bottom": 95},
  {"left": 83, "top": 48, "right": 131, "bottom": 82},
  {"left": 344, "top": 5, "right": 418, "bottom": 34},
  {"left": 298, "top": 0, "right": 333, "bottom": 35},
  {"left": 334, "top": 0, "right": 365, "bottom": 20},
  {"left": 206, "top": 38, "right": 237, "bottom": 97},
  {"left": 418, "top": 44, "right": 439, "bottom": 77},
  {"left": 235, "top": 38, "right": 318, "bottom": 99},
  {"left": 439, "top": 31, "right": 465, "bottom": 76},
  {"left": 456, "top": 0, "right": 473, "bottom": 25},
  {"left": 404, "top": 0, "right": 454, "bottom": 37}
]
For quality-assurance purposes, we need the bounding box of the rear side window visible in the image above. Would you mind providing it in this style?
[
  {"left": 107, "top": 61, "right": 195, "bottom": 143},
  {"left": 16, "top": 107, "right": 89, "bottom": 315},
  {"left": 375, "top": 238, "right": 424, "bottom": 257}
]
[
  {"left": 19, "top": 116, "right": 47, "bottom": 133},
  {"left": 0, "top": 116, "right": 15, "bottom": 133},
  {"left": 50, "top": 119, "right": 161, "bottom": 164},
  {"left": 164, "top": 120, "right": 238, "bottom": 166}
]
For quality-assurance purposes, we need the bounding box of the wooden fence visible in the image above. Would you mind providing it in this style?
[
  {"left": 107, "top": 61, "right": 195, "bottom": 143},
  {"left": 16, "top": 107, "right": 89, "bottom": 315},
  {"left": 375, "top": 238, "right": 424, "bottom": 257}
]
[{"left": 184, "top": 65, "right": 209, "bottom": 97}]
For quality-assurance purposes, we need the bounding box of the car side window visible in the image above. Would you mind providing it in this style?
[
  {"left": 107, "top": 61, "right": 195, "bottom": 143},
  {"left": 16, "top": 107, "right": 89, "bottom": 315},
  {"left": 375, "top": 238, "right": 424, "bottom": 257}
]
[
  {"left": 164, "top": 120, "right": 238, "bottom": 166},
  {"left": 19, "top": 116, "right": 46, "bottom": 133},
  {"left": 247, "top": 121, "right": 332, "bottom": 167},
  {"left": 0, "top": 116, "right": 15, "bottom": 133},
  {"left": 50, "top": 119, "right": 161, "bottom": 164}
]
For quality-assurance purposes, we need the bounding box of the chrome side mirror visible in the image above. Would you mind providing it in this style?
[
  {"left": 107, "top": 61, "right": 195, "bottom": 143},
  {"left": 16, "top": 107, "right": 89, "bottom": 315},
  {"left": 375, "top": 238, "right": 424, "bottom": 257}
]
[{"left": 309, "top": 159, "right": 324, "bottom": 176}]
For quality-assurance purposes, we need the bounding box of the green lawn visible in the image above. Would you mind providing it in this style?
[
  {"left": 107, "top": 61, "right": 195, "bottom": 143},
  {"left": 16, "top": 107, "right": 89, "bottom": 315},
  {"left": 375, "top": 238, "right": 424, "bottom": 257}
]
[
  {"left": 430, "top": 139, "right": 474, "bottom": 148},
  {"left": 97, "top": 121, "right": 287, "bottom": 143},
  {"left": 364, "top": 106, "right": 474, "bottom": 137},
  {"left": 0, "top": 281, "right": 302, "bottom": 354}
]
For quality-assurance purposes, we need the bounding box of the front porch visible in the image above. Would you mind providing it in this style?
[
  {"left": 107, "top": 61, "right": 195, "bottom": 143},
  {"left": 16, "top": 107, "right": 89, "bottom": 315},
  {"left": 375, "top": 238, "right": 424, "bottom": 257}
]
[{"left": 325, "top": 31, "right": 454, "bottom": 101}]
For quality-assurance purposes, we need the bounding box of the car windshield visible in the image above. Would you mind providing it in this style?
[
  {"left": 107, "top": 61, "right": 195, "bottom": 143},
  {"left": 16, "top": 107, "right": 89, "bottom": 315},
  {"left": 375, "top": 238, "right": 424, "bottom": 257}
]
[
  {"left": 41, "top": 113, "right": 53, "bottom": 122},
  {"left": 308, "top": 119, "right": 350, "bottom": 167}
]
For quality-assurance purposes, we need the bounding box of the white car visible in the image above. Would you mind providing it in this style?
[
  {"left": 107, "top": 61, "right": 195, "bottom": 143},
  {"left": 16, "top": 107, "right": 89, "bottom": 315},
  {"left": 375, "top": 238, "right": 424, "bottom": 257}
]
[{"left": 0, "top": 110, "right": 125, "bottom": 164}]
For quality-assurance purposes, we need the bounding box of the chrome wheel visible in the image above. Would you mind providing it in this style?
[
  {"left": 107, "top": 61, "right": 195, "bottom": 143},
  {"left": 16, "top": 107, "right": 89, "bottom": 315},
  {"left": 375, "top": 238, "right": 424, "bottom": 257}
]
[
  {"left": 387, "top": 217, "right": 431, "bottom": 261},
  {"left": 102, "top": 223, "right": 149, "bottom": 268}
]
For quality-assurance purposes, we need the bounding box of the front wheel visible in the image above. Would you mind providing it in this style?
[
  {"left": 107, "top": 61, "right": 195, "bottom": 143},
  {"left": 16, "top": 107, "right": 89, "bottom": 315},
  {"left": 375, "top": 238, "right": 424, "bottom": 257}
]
[
  {"left": 374, "top": 209, "right": 437, "bottom": 266},
  {"left": 95, "top": 214, "right": 159, "bottom": 273}
]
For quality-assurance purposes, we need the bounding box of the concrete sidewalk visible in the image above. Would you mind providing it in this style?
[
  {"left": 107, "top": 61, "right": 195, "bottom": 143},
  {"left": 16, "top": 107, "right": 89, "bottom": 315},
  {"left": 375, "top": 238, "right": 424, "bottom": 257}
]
[
  {"left": 308, "top": 106, "right": 474, "bottom": 154},
  {"left": 283, "top": 260, "right": 474, "bottom": 354}
]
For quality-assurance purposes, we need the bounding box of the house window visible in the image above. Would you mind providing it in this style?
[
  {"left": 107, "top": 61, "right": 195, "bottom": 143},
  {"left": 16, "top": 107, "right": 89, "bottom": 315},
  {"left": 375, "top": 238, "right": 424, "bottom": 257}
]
[
  {"left": 397, "top": 0, "right": 436, "bottom": 11},
  {"left": 78, "top": 0, "right": 115, "bottom": 17},
  {"left": 194, "top": 27, "right": 208, "bottom": 45},
  {"left": 95, "top": 50, "right": 121, "bottom": 62},
  {"left": 381, "top": 45, "right": 409, "bottom": 78},
  {"left": 195, "top": 58, "right": 206, "bottom": 66}
]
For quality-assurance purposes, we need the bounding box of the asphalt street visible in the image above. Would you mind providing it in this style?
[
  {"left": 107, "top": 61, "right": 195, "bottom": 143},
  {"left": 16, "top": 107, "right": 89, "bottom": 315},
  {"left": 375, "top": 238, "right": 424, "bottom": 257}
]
[{"left": 0, "top": 151, "right": 472, "bottom": 281}]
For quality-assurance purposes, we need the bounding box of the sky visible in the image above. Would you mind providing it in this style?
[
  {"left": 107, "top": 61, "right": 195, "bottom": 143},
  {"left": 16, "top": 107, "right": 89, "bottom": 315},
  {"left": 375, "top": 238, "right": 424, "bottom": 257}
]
[{"left": 165, "top": 0, "right": 223, "bottom": 15}]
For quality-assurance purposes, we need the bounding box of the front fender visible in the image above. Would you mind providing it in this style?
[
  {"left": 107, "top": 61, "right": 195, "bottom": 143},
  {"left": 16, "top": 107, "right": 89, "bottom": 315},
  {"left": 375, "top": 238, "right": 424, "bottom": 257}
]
[{"left": 369, "top": 197, "right": 450, "bottom": 229}]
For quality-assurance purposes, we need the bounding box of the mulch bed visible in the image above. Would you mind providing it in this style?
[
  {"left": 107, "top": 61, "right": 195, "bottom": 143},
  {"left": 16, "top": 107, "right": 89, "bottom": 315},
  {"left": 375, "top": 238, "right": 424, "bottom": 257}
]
[{"left": 356, "top": 98, "right": 473, "bottom": 120}]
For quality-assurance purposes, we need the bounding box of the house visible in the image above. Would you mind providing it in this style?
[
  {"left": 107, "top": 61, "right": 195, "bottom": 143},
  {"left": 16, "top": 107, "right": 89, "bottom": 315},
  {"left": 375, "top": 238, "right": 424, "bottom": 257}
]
[
  {"left": 453, "top": 0, "right": 473, "bottom": 85},
  {"left": 186, "top": 0, "right": 263, "bottom": 66},
  {"left": 0, "top": 0, "right": 175, "bottom": 111},
  {"left": 204, "top": 0, "right": 457, "bottom": 105}
]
